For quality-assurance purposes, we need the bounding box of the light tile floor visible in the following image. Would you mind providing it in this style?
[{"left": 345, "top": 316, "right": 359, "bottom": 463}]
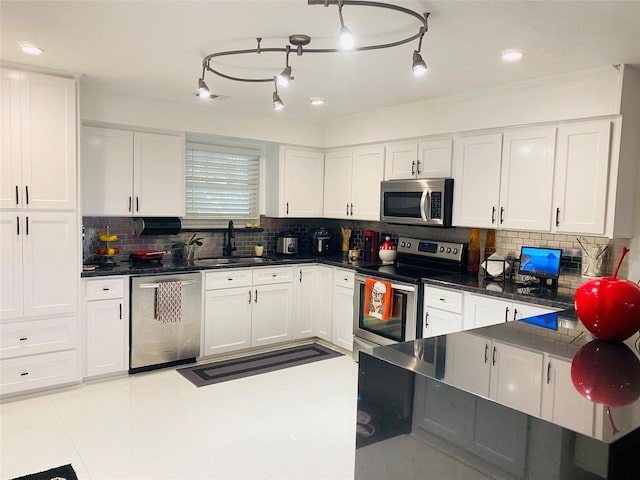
[{"left": 1, "top": 354, "right": 358, "bottom": 480}]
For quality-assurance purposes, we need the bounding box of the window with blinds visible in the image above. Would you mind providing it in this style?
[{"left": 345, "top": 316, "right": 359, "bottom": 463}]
[{"left": 183, "top": 144, "right": 260, "bottom": 228}]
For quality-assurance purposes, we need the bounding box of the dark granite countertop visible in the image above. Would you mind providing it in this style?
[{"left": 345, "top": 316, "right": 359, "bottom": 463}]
[
  {"left": 81, "top": 254, "right": 371, "bottom": 278},
  {"left": 356, "top": 313, "right": 640, "bottom": 479}
]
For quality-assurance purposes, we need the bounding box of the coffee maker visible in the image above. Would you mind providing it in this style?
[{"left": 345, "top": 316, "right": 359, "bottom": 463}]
[
  {"left": 363, "top": 230, "right": 379, "bottom": 262},
  {"left": 309, "top": 227, "right": 334, "bottom": 256}
]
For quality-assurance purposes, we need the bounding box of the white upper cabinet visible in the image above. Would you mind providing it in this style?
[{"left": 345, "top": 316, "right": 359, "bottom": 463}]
[
  {"left": 418, "top": 139, "right": 453, "bottom": 178},
  {"left": 552, "top": 120, "right": 611, "bottom": 235},
  {"left": 384, "top": 141, "right": 418, "bottom": 180},
  {"left": 81, "top": 126, "right": 185, "bottom": 217},
  {"left": 264, "top": 146, "right": 324, "bottom": 218},
  {"left": 499, "top": 127, "right": 556, "bottom": 231},
  {"left": 323, "top": 150, "right": 353, "bottom": 219},
  {"left": 385, "top": 139, "right": 452, "bottom": 180},
  {"left": 1, "top": 69, "right": 77, "bottom": 210},
  {"left": 324, "top": 145, "right": 384, "bottom": 220},
  {"left": 452, "top": 134, "right": 503, "bottom": 228}
]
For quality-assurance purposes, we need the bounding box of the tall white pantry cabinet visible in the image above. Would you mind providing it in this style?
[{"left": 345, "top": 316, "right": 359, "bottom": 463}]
[{"left": 0, "top": 68, "right": 80, "bottom": 396}]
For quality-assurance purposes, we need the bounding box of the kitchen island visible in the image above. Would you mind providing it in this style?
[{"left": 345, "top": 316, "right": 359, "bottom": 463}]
[{"left": 355, "top": 308, "right": 640, "bottom": 479}]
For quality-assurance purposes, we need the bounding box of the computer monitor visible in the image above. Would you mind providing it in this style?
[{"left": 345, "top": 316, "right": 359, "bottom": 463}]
[{"left": 518, "top": 246, "right": 561, "bottom": 287}]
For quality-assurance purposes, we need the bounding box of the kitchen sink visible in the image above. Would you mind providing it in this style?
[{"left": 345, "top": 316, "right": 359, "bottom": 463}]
[{"left": 193, "top": 256, "right": 272, "bottom": 266}]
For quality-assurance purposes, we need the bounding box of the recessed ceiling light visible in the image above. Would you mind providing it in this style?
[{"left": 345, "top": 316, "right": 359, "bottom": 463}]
[
  {"left": 501, "top": 49, "right": 523, "bottom": 61},
  {"left": 310, "top": 97, "right": 325, "bottom": 106},
  {"left": 18, "top": 42, "right": 43, "bottom": 55}
]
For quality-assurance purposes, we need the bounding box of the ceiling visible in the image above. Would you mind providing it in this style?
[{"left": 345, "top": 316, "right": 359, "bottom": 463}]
[{"left": 2, "top": 1, "right": 639, "bottom": 122}]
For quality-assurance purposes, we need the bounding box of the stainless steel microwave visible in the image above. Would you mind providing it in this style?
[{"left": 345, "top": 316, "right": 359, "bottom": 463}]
[{"left": 380, "top": 178, "right": 454, "bottom": 227}]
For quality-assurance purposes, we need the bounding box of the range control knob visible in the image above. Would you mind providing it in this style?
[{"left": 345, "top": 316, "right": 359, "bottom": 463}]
[
  {"left": 406, "top": 243, "right": 411, "bottom": 248},
  {"left": 400, "top": 242, "right": 406, "bottom": 247},
  {"left": 439, "top": 246, "right": 445, "bottom": 252},
  {"left": 446, "top": 247, "right": 452, "bottom": 253},
  {"left": 453, "top": 248, "right": 459, "bottom": 254}
]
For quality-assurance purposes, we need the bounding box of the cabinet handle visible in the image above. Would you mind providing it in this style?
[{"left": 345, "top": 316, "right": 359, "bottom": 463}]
[
  {"left": 439, "top": 297, "right": 445, "bottom": 302},
  {"left": 346, "top": 203, "right": 349, "bottom": 216},
  {"left": 19, "top": 337, "right": 28, "bottom": 341},
  {"left": 119, "top": 303, "right": 122, "bottom": 319},
  {"left": 350, "top": 203, "right": 354, "bottom": 216},
  {"left": 299, "top": 270, "right": 303, "bottom": 283},
  {"left": 484, "top": 343, "right": 489, "bottom": 363},
  {"left": 136, "top": 196, "right": 139, "bottom": 212},
  {"left": 272, "top": 274, "right": 277, "bottom": 278},
  {"left": 248, "top": 290, "right": 252, "bottom": 304},
  {"left": 128, "top": 196, "right": 132, "bottom": 212},
  {"left": 491, "top": 206, "right": 496, "bottom": 224},
  {"left": 16, "top": 216, "right": 20, "bottom": 236},
  {"left": 416, "top": 160, "right": 421, "bottom": 176},
  {"left": 228, "top": 277, "right": 233, "bottom": 281},
  {"left": 15, "top": 185, "right": 19, "bottom": 205},
  {"left": 286, "top": 202, "right": 289, "bottom": 215},
  {"left": 513, "top": 308, "right": 518, "bottom": 321},
  {"left": 555, "top": 208, "right": 560, "bottom": 227},
  {"left": 411, "top": 160, "right": 416, "bottom": 176},
  {"left": 500, "top": 206, "right": 504, "bottom": 224},
  {"left": 102, "top": 287, "right": 110, "bottom": 291},
  {"left": 20, "top": 371, "right": 29, "bottom": 376},
  {"left": 25, "top": 216, "right": 29, "bottom": 235},
  {"left": 25, "top": 185, "right": 29, "bottom": 205},
  {"left": 547, "top": 361, "right": 552, "bottom": 384},
  {"left": 505, "top": 306, "right": 510, "bottom": 322},
  {"left": 492, "top": 346, "right": 497, "bottom": 366},
  {"left": 343, "top": 277, "right": 349, "bottom": 282},
  {"left": 254, "top": 289, "right": 258, "bottom": 303},
  {"left": 425, "top": 311, "right": 429, "bottom": 327}
]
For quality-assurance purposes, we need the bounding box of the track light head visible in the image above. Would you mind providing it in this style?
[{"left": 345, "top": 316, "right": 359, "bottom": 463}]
[
  {"left": 339, "top": 25, "right": 355, "bottom": 50},
  {"left": 273, "top": 91, "right": 285, "bottom": 110},
  {"left": 197, "top": 77, "right": 211, "bottom": 97},
  {"left": 277, "top": 65, "right": 292, "bottom": 87},
  {"left": 412, "top": 50, "right": 427, "bottom": 76}
]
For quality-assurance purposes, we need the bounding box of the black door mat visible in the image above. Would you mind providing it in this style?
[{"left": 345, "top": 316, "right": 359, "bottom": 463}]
[
  {"left": 177, "top": 343, "right": 343, "bottom": 387},
  {"left": 10, "top": 464, "right": 77, "bottom": 480}
]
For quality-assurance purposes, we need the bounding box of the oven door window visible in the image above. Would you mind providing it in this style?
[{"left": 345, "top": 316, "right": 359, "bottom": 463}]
[
  {"left": 358, "top": 284, "right": 408, "bottom": 342},
  {"left": 383, "top": 191, "right": 424, "bottom": 219}
]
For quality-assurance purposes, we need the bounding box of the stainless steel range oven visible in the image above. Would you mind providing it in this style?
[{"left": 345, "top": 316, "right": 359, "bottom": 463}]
[{"left": 353, "top": 236, "right": 465, "bottom": 361}]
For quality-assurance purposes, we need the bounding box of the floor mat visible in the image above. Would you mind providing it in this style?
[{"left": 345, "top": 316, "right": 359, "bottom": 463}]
[
  {"left": 10, "top": 464, "right": 77, "bottom": 480},
  {"left": 177, "top": 343, "right": 343, "bottom": 387}
]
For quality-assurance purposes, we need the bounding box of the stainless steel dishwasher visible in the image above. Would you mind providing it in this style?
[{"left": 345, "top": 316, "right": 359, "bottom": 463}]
[{"left": 130, "top": 272, "right": 202, "bottom": 373}]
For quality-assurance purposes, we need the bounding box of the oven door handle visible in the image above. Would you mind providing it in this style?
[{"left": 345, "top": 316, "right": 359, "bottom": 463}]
[{"left": 390, "top": 284, "right": 416, "bottom": 293}]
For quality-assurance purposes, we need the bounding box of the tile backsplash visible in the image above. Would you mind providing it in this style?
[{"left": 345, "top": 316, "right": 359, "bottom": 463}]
[{"left": 83, "top": 216, "right": 627, "bottom": 295}]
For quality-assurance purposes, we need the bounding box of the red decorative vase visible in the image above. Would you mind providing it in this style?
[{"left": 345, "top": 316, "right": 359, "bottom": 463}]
[{"left": 574, "top": 247, "right": 640, "bottom": 341}]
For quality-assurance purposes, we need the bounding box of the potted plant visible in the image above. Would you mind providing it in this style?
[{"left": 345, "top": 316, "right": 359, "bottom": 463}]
[
  {"left": 172, "top": 233, "right": 204, "bottom": 260},
  {"left": 254, "top": 242, "right": 264, "bottom": 257}
]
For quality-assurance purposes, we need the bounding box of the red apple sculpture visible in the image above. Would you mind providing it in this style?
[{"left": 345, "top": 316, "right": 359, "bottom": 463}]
[
  {"left": 571, "top": 339, "right": 640, "bottom": 435},
  {"left": 574, "top": 247, "right": 640, "bottom": 341}
]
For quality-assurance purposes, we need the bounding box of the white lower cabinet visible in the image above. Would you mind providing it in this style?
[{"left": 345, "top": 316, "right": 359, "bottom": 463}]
[
  {"left": 423, "top": 286, "right": 463, "bottom": 338},
  {"left": 293, "top": 265, "right": 333, "bottom": 341},
  {"left": 203, "top": 267, "right": 293, "bottom": 356},
  {"left": 0, "top": 350, "right": 80, "bottom": 396},
  {"left": 331, "top": 268, "right": 355, "bottom": 352},
  {"left": 84, "top": 277, "right": 128, "bottom": 377},
  {"left": 445, "top": 332, "right": 544, "bottom": 417},
  {"left": 541, "top": 354, "right": 595, "bottom": 436},
  {"left": 463, "top": 293, "right": 558, "bottom": 329}
]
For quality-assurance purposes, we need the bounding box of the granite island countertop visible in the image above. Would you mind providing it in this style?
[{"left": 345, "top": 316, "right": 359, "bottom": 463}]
[{"left": 356, "top": 310, "right": 640, "bottom": 479}]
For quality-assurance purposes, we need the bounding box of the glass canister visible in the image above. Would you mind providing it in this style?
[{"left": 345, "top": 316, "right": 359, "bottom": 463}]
[{"left": 467, "top": 228, "right": 480, "bottom": 273}]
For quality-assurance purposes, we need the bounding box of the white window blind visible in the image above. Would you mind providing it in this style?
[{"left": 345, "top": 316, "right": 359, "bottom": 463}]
[{"left": 184, "top": 144, "right": 260, "bottom": 227}]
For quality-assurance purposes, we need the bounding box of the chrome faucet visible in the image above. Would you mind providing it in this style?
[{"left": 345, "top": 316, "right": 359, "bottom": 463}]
[{"left": 223, "top": 220, "right": 236, "bottom": 256}]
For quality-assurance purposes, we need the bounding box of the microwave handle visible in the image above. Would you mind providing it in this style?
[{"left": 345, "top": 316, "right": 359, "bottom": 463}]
[{"left": 420, "top": 190, "right": 430, "bottom": 222}]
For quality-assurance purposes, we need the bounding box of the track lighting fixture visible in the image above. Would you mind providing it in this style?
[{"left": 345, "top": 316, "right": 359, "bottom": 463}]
[
  {"left": 412, "top": 27, "right": 427, "bottom": 76},
  {"left": 272, "top": 78, "right": 285, "bottom": 111},
  {"left": 337, "top": 1, "right": 355, "bottom": 50},
  {"left": 198, "top": 1, "right": 430, "bottom": 109}
]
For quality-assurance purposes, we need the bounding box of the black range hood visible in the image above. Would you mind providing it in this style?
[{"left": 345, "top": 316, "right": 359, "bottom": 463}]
[{"left": 132, "top": 217, "right": 182, "bottom": 236}]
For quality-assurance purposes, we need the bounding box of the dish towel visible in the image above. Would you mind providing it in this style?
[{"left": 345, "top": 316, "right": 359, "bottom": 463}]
[
  {"left": 155, "top": 280, "right": 183, "bottom": 323},
  {"left": 363, "top": 278, "right": 393, "bottom": 322}
]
